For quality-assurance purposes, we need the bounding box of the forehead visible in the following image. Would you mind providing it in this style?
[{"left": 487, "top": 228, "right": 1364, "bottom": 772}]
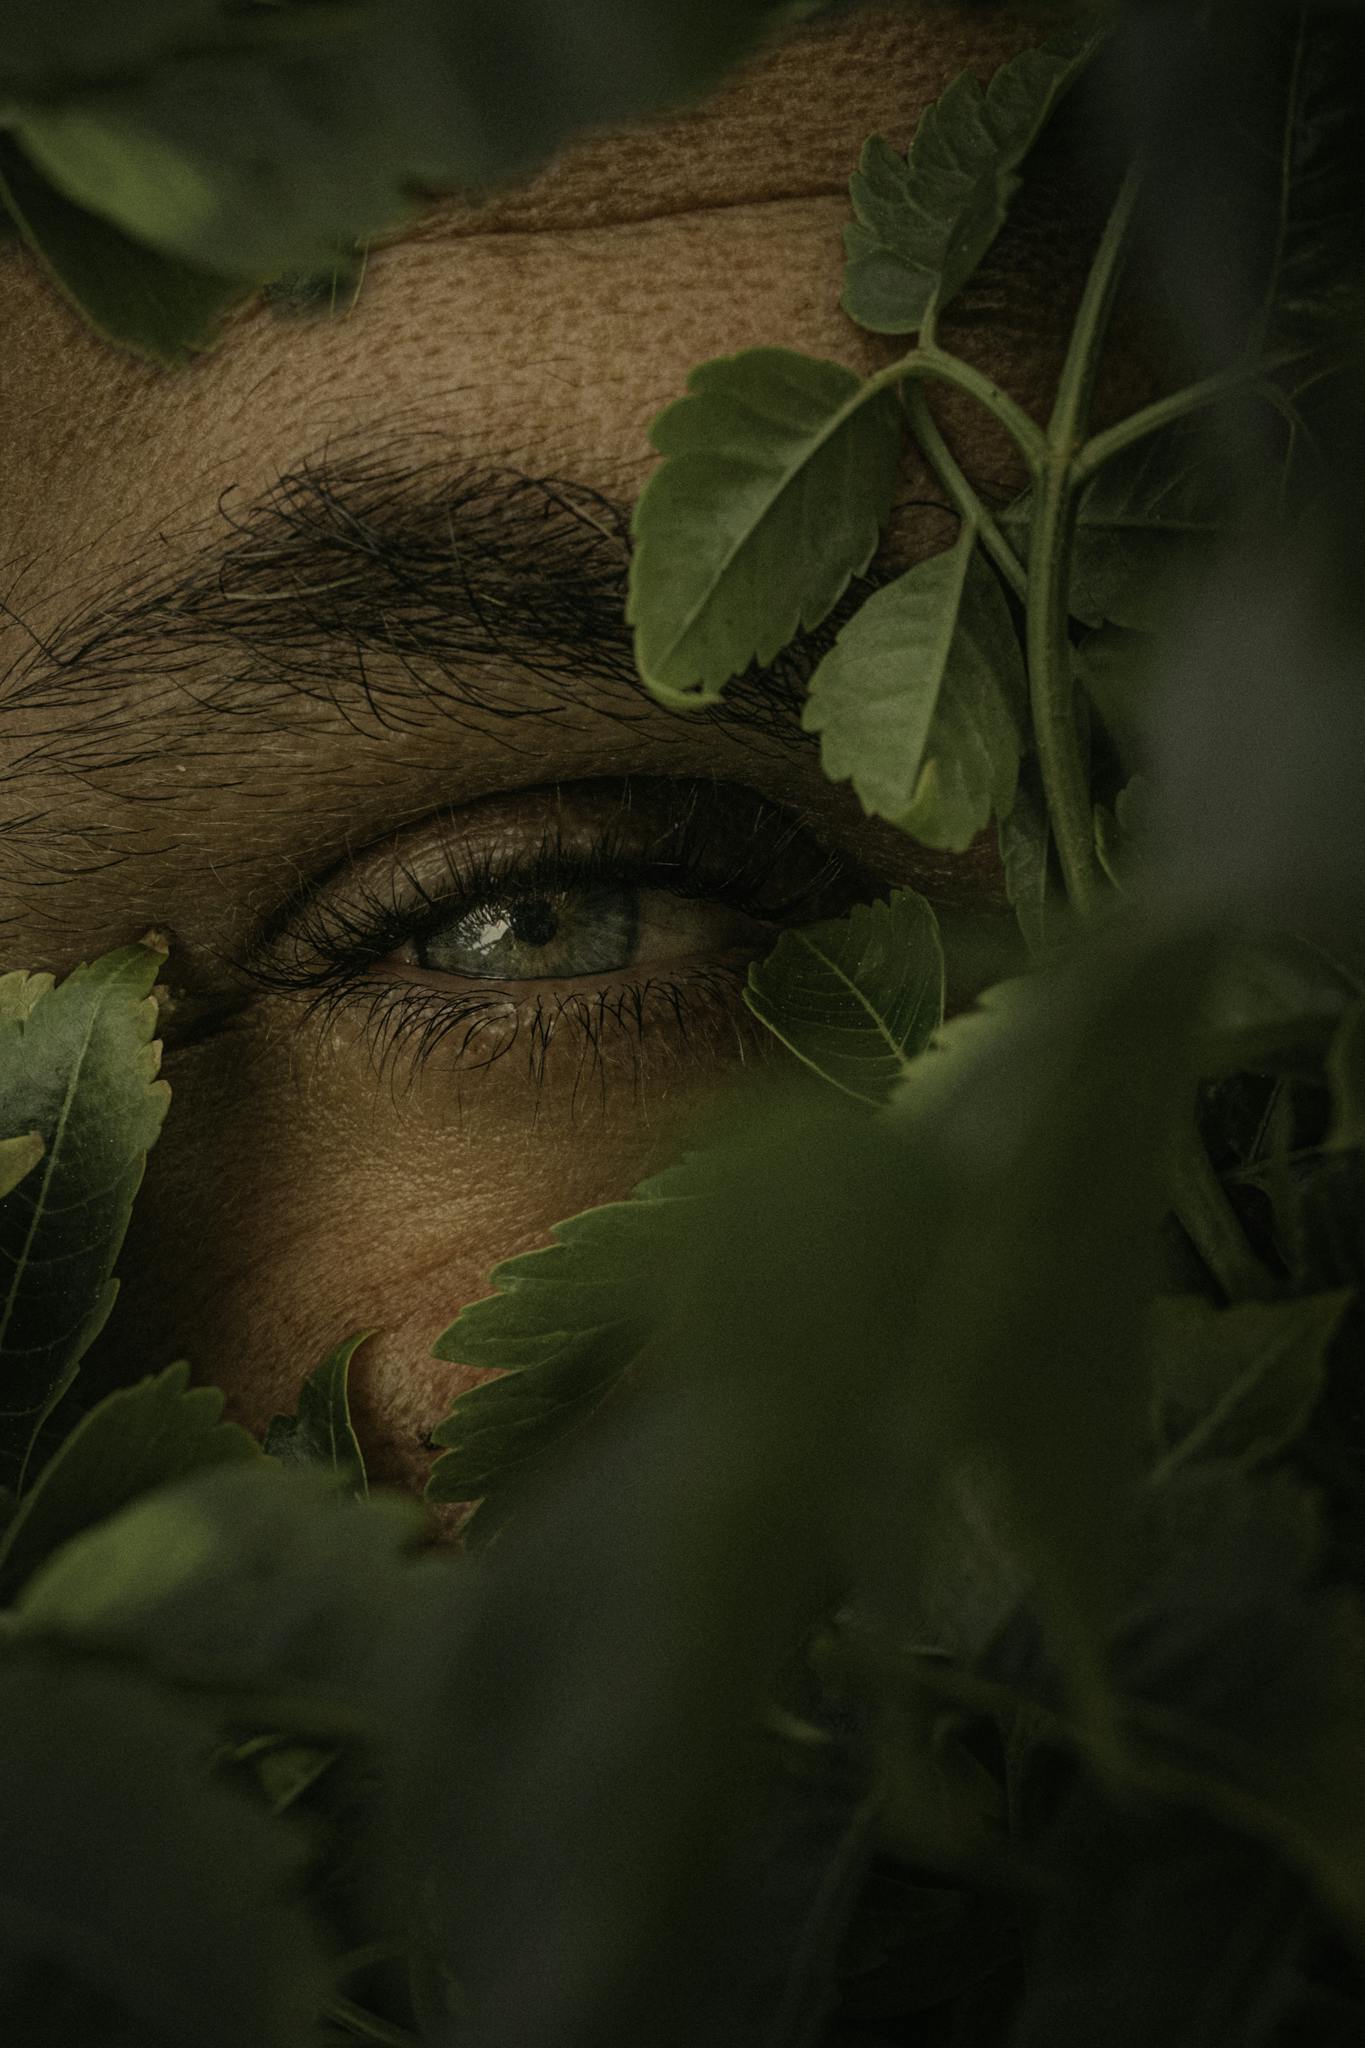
[
  {"left": 0, "top": 2, "right": 1063, "bottom": 646},
  {"left": 406, "top": 2, "right": 1062, "bottom": 238}
]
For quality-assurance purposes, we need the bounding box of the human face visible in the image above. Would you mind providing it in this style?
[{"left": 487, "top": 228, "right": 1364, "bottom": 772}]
[{"left": 0, "top": 4, "right": 1161, "bottom": 1492}]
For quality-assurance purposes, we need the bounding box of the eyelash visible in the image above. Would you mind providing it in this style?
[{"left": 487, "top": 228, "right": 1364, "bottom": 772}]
[{"left": 239, "top": 780, "right": 872, "bottom": 1095}]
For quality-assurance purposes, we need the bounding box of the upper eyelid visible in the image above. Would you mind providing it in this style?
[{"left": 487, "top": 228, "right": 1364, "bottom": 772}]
[
  {"left": 245, "top": 777, "right": 831, "bottom": 929},
  {"left": 234, "top": 775, "right": 875, "bottom": 995}
]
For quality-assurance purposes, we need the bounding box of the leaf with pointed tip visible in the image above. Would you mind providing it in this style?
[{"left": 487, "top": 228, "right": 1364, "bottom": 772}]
[
  {"left": 1150, "top": 1291, "right": 1351, "bottom": 1476},
  {"left": 0, "top": 136, "right": 255, "bottom": 367},
  {"left": 628, "top": 347, "right": 903, "bottom": 705},
  {"left": 0, "top": 945, "right": 171, "bottom": 1483},
  {"left": 802, "top": 523, "right": 1024, "bottom": 851},
  {"left": 0, "top": 972, "right": 54, "bottom": 1025},
  {"left": 265, "top": 1333, "right": 370, "bottom": 1501},
  {"left": 0, "top": 1134, "right": 43, "bottom": 1205},
  {"left": 0, "top": 1362, "right": 258, "bottom": 1604},
  {"left": 840, "top": 22, "right": 1105, "bottom": 336},
  {"left": 744, "top": 890, "right": 944, "bottom": 1104},
  {"left": 425, "top": 1157, "right": 717, "bottom": 1509}
]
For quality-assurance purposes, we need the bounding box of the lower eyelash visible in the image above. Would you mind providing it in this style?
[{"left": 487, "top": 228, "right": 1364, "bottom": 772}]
[{"left": 290, "top": 958, "right": 756, "bottom": 1105}]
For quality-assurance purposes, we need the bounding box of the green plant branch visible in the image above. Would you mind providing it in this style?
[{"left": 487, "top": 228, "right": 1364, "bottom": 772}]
[
  {"left": 323, "top": 1993, "right": 421, "bottom": 2045},
  {"left": 1024, "top": 162, "right": 1143, "bottom": 918},
  {"left": 1166, "top": 1123, "right": 1280, "bottom": 1305},
  {"left": 1073, "top": 347, "right": 1326, "bottom": 485},
  {"left": 864, "top": 344, "right": 1046, "bottom": 478},
  {"left": 900, "top": 381, "right": 1029, "bottom": 601}
]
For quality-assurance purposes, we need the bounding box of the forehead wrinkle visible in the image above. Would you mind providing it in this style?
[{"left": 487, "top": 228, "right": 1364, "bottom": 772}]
[{"left": 386, "top": 1, "right": 1067, "bottom": 244}]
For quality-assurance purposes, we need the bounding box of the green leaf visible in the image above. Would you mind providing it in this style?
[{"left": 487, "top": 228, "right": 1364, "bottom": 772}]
[
  {"left": 0, "top": 1361, "right": 258, "bottom": 1605},
  {"left": 425, "top": 1156, "right": 714, "bottom": 1508},
  {"left": 0, "top": 944, "right": 171, "bottom": 1482},
  {"left": 260, "top": 236, "right": 368, "bottom": 320},
  {"left": 1002, "top": 419, "right": 1228, "bottom": 632},
  {"left": 0, "top": 971, "right": 53, "bottom": 1024},
  {"left": 0, "top": 1659, "right": 328, "bottom": 2048},
  {"left": 865, "top": 933, "right": 1215, "bottom": 1720},
  {"left": 997, "top": 777, "right": 1056, "bottom": 959},
  {"left": 801, "top": 522, "right": 1024, "bottom": 851},
  {"left": 0, "top": 1133, "right": 42, "bottom": 1204},
  {"left": 840, "top": 22, "right": 1105, "bottom": 336},
  {"left": 264, "top": 1332, "right": 370, "bottom": 1501},
  {"left": 4, "top": 0, "right": 792, "bottom": 281},
  {"left": 1327, "top": 1001, "right": 1365, "bottom": 1150},
  {"left": 0, "top": 135, "right": 256, "bottom": 366},
  {"left": 1196, "top": 937, "right": 1358, "bottom": 1076},
  {"left": 1149, "top": 1291, "right": 1351, "bottom": 1477},
  {"left": 627, "top": 347, "right": 903, "bottom": 705},
  {"left": 0, "top": 0, "right": 230, "bottom": 84},
  {"left": 1074, "top": 622, "right": 1157, "bottom": 769},
  {"left": 743, "top": 890, "right": 944, "bottom": 1103},
  {"left": 1251, "top": 10, "right": 1365, "bottom": 357},
  {"left": 13, "top": 1462, "right": 425, "bottom": 1704}
]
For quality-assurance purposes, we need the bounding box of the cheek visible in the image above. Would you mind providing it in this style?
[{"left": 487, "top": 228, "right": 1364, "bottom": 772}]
[{"left": 98, "top": 996, "right": 771, "bottom": 1492}]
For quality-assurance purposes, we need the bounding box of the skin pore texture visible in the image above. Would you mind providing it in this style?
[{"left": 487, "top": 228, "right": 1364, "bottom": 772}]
[{"left": 0, "top": 3, "right": 1168, "bottom": 1495}]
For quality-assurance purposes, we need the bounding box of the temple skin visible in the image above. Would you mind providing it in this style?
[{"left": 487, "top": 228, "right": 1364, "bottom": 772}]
[{"left": 0, "top": 4, "right": 1168, "bottom": 1493}]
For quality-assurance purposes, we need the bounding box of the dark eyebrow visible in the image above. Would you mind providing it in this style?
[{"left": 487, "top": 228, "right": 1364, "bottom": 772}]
[{"left": 0, "top": 423, "right": 929, "bottom": 794}]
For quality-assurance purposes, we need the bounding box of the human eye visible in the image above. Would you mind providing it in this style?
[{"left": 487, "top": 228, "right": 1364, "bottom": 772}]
[{"left": 238, "top": 776, "right": 880, "bottom": 1101}]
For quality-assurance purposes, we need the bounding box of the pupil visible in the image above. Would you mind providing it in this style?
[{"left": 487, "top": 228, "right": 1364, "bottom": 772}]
[{"left": 510, "top": 897, "right": 559, "bottom": 948}]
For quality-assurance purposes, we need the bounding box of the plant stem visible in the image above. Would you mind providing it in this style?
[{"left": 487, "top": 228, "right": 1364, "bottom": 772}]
[
  {"left": 1166, "top": 1123, "right": 1279, "bottom": 1304},
  {"left": 901, "top": 382, "right": 1029, "bottom": 601},
  {"left": 1026, "top": 162, "right": 1143, "bottom": 917},
  {"left": 867, "top": 346, "right": 1046, "bottom": 478},
  {"left": 1073, "top": 347, "right": 1320, "bottom": 484},
  {"left": 322, "top": 1994, "right": 421, "bottom": 2046}
]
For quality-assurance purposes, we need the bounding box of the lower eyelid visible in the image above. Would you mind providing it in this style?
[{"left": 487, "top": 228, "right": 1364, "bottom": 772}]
[{"left": 298, "top": 957, "right": 768, "bottom": 1100}]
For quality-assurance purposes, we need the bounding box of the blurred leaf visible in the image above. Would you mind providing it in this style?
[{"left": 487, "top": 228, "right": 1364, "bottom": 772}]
[
  {"left": 0, "top": 0, "right": 231, "bottom": 82},
  {"left": 424, "top": 1155, "right": 714, "bottom": 1509},
  {"left": 1002, "top": 418, "right": 1228, "bottom": 632},
  {"left": 868, "top": 932, "right": 1209, "bottom": 1713},
  {"left": 744, "top": 890, "right": 944, "bottom": 1104},
  {"left": 0, "top": 134, "right": 256, "bottom": 365},
  {"left": 627, "top": 347, "right": 902, "bottom": 705},
  {"left": 1009, "top": 1764, "right": 1307, "bottom": 2048},
  {"left": 802, "top": 524, "right": 1024, "bottom": 850},
  {"left": 402, "top": 924, "right": 1209, "bottom": 2043},
  {"left": 0, "top": 1659, "right": 328, "bottom": 2048},
  {"left": 1195, "top": 936, "right": 1358, "bottom": 1075},
  {"left": 840, "top": 21, "right": 1104, "bottom": 335},
  {"left": 997, "top": 777, "right": 1056, "bottom": 958},
  {"left": 1149, "top": 1291, "right": 1350, "bottom": 1477},
  {"left": 0, "top": 1361, "right": 258, "bottom": 1604},
  {"left": 0, "top": 1132, "right": 42, "bottom": 1203},
  {"left": 1328, "top": 1001, "right": 1365, "bottom": 1149},
  {"left": 259, "top": 236, "right": 367, "bottom": 319},
  {"left": 1250, "top": 7, "right": 1365, "bottom": 357},
  {"left": 264, "top": 1332, "right": 370, "bottom": 1501},
  {"left": 0, "top": 944, "right": 171, "bottom": 1483},
  {"left": 13, "top": 1462, "right": 425, "bottom": 1711},
  {"left": 1146, "top": 545, "right": 1365, "bottom": 940},
  {"left": 1074, "top": 622, "right": 1157, "bottom": 769},
  {"left": 4, "top": 0, "right": 795, "bottom": 281}
]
